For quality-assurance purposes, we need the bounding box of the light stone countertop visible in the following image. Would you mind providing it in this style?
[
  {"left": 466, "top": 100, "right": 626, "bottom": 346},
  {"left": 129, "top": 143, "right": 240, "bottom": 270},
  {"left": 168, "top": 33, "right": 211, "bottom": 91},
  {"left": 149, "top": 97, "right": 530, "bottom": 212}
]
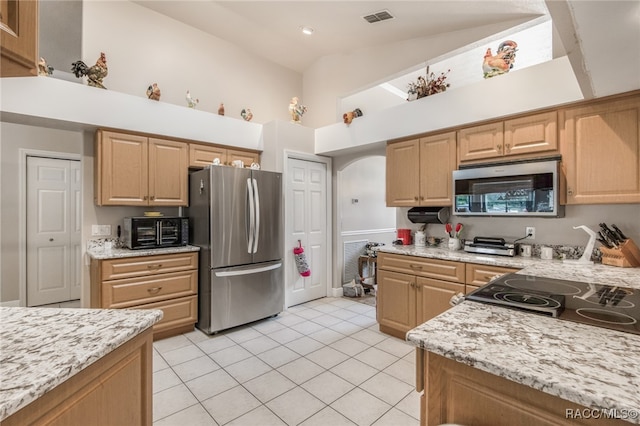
[
  {"left": 381, "top": 245, "right": 640, "bottom": 423},
  {"left": 0, "top": 307, "right": 162, "bottom": 421},
  {"left": 87, "top": 244, "right": 200, "bottom": 260},
  {"left": 377, "top": 244, "right": 640, "bottom": 288}
]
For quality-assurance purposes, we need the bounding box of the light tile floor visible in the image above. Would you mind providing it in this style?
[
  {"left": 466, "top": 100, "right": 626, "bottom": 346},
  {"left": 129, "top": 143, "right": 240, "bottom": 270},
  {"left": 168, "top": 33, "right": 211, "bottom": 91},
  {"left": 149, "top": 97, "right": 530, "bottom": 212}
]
[{"left": 152, "top": 297, "right": 420, "bottom": 426}]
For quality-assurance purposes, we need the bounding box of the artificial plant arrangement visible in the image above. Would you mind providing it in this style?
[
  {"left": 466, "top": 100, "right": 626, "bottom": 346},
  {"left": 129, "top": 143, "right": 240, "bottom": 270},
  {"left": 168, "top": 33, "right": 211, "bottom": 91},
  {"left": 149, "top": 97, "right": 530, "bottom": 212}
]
[{"left": 407, "top": 66, "right": 450, "bottom": 101}]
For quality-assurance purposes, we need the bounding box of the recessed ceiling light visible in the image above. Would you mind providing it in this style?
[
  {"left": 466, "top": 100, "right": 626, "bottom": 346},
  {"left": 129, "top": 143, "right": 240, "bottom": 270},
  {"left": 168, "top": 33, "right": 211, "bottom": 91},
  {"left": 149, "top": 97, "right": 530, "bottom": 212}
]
[{"left": 300, "top": 26, "right": 314, "bottom": 35}]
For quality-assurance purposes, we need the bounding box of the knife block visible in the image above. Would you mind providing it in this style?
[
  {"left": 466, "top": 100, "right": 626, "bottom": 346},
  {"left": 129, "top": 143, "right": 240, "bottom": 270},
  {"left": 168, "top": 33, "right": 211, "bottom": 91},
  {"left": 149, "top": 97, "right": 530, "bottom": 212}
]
[{"left": 600, "top": 239, "right": 640, "bottom": 267}]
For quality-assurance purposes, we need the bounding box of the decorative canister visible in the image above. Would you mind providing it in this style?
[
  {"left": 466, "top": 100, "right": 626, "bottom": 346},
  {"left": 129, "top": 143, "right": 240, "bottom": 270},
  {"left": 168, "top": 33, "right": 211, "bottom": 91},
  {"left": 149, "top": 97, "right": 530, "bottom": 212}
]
[
  {"left": 415, "top": 231, "right": 426, "bottom": 247},
  {"left": 397, "top": 229, "right": 412, "bottom": 245}
]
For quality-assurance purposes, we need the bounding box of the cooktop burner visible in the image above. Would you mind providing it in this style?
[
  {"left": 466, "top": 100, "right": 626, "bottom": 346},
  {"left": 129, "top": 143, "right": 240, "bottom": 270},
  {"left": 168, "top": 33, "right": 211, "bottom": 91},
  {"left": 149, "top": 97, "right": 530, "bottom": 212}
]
[{"left": 466, "top": 273, "right": 640, "bottom": 335}]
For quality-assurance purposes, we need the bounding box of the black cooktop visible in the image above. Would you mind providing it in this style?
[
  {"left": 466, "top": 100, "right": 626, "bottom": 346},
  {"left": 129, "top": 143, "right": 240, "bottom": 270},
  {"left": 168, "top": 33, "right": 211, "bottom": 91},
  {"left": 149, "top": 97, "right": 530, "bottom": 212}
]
[{"left": 466, "top": 273, "right": 640, "bottom": 335}]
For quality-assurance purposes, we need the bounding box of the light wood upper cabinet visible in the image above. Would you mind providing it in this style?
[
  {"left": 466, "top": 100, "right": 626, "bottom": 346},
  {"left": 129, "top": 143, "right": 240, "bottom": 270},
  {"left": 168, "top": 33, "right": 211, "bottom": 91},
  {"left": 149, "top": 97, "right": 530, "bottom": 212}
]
[
  {"left": 504, "top": 111, "right": 557, "bottom": 156},
  {"left": 148, "top": 138, "right": 188, "bottom": 205},
  {"left": 458, "top": 111, "right": 558, "bottom": 164},
  {"left": 458, "top": 122, "right": 504, "bottom": 163},
  {"left": 386, "top": 132, "right": 456, "bottom": 207},
  {"left": 419, "top": 132, "right": 457, "bottom": 206},
  {"left": 96, "top": 130, "right": 188, "bottom": 206},
  {"left": 560, "top": 95, "right": 640, "bottom": 204},
  {"left": 386, "top": 139, "right": 421, "bottom": 206},
  {"left": 0, "top": 0, "right": 38, "bottom": 77},
  {"left": 189, "top": 143, "right": 260, "bottom": 168}
]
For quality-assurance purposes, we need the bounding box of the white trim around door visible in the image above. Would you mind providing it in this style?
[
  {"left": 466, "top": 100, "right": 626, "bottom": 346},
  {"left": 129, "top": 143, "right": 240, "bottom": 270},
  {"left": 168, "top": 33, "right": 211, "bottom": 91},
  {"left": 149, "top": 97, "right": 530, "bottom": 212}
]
[{"left": 18, "top": 149, "right": 82, "bottom": 307}]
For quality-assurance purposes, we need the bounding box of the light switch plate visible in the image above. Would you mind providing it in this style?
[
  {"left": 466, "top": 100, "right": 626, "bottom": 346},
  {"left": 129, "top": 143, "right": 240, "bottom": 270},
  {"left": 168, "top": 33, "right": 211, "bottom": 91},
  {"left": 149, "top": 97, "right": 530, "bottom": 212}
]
[{"left": 91, "top": 225, "right": 112, "bottom": 236}]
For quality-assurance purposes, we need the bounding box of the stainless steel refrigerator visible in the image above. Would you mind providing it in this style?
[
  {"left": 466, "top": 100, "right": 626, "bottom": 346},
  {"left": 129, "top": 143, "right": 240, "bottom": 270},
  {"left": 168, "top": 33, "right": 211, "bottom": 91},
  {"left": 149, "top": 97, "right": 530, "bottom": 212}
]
[{"left": 189, "top": 166, "right": 283, "bottom": 334}]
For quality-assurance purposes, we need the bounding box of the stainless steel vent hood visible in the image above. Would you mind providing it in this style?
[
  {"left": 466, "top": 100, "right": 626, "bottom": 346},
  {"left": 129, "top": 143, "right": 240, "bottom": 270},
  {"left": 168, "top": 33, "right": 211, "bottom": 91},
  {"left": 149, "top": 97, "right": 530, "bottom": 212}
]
[{"left": 407, "top": 207, "right": 450, "bottom": 224}]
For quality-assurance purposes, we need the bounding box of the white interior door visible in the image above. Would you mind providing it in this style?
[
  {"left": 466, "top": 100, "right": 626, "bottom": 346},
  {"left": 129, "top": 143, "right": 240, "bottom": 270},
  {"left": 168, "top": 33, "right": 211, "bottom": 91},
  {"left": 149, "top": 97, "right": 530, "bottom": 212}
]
[
  {"left": 287, "top": 158, "right": 328, "bottom": 307},
  {"left": 27, "top": 157, "right": 81, "bottom": 306}
]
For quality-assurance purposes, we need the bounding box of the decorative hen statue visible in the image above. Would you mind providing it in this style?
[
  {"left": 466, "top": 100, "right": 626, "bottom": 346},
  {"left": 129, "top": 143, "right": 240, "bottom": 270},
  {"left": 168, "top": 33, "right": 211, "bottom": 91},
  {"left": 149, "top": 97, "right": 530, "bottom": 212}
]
[
  {"left": 482, "top": 40, "right": 518, "bottom": 79},
  {"left": 146, "top": 83, "right": 161, "bottom": 101},
  {"left": 289, "top": 97, "right": 307, "bottom": 124},
  {"left": 241, "top": 108, "right": 253, "bottom": 121},
  {"left": 71, "top": 52, "right": 108, "bottom": 89}
]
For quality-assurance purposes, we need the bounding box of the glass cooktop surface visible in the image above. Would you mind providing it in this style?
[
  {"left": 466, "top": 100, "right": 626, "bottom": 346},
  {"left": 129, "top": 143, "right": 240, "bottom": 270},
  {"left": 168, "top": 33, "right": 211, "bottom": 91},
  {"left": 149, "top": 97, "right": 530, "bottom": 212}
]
[{"left": 466, "top": 273, "right": 640, "bottom": 335}]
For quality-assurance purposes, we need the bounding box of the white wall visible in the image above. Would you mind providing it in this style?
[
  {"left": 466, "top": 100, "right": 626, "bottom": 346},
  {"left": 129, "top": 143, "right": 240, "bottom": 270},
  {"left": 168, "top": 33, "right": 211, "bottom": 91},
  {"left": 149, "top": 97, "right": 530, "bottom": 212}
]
[
  {"left": 81, "top": 1, "right": 302, "bottom": 124},
  {"left": 302, "top": 17, "right": 540, "bottom": 128},
  {"left": 337, "top": 155, "right": 396, "bottom": 284},
  {"left": 0, "top": 123, "right": 83, "bottom": 303},
  {"left": 395, "top": 205, "right": 640, "bottom": 248}
]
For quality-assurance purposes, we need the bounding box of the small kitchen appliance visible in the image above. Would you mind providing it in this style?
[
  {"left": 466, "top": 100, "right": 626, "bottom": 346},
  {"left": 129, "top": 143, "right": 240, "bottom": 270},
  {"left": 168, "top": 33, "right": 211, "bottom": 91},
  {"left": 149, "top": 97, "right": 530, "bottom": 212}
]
[
  {"left": 463, "top": 236, "right": 519, "bottom": 257},
  {"left": 123, "top": 216, "right": 189, "bottom": 249},
  {"left": 397, "top": 229, "right": 412, "bottom": 245},
  {"left": 466, "top": 273, "right": 640, "bottom": 335}
]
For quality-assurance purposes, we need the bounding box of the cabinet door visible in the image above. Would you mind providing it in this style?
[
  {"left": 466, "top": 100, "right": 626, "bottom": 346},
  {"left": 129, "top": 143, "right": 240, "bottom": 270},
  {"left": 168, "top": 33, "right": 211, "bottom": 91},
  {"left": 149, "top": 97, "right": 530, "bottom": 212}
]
[
  {"left": 0, "top": 0, "right": 37, "bottom": 77},
  {"left": 386, "top": 140, "right": 421, "bottom": 206},
  {"left": 189, "top": 143, "right": 228, "bottom": 168},
  {"left": 465, "top": 263, "right": 519, "bottom": 286},
  {"left": 97, "top": 131, "right": 148, "bottom": 206},
  {"left": 561, "top": 96, "right": 640, "bottom": 204},
  {"left": 458, "top": 122, "right": 504, "bottom": 164},
  {"left": 504, "top": 111, "right": 557, "bottom": 157},
  {"left": 148, "top": 138, "right": 188, "bottom": 206},
  {"left": 227, "top": 149, "right": 260, "bottom": 167},
  {"left": 377, "top": 269, "right": 416, "bottom": 337},
  {"left": 419, "top": 132, "right": 456, "bottom": 205},
  {"left": 416, "top": 277, "right": 464, "bottom": 325}
]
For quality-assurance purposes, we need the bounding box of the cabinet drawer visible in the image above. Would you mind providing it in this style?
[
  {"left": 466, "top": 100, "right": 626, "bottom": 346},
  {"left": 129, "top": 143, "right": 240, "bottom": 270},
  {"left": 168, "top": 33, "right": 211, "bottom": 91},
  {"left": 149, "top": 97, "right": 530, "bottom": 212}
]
[
  {"left": 101, "top": 252, "right": 198, "bottom": 281},
  {"left": 378, "top": 253, "right": 465, "bottom": 283},
  {"left": 137, "top": 295, "right": 197, "bottom": 334},
  {"left": 102, "top": 270, "right": 197, "bottom": 308},
  {"left": 465, "top": 263, "right": 519, "bottom": 286}
]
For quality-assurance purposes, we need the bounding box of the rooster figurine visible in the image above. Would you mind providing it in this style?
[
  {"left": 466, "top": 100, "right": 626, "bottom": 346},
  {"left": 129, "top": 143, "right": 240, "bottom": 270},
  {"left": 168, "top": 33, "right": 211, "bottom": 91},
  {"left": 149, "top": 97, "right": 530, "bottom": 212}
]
[
  {"left": 71, "top": 52, "right": 108, "bottom": 89},
  {"left": 186, "top": 90, "right": 199, "bottom": 108},
  {"left": 146, "top": 83, "right": 161, "bottom": 101},
  {"left": 241, "top": 108, "right": 253, "bottom": 121},
  {"left": 482, "top": 40, "right": 518, "bottom": 79}
]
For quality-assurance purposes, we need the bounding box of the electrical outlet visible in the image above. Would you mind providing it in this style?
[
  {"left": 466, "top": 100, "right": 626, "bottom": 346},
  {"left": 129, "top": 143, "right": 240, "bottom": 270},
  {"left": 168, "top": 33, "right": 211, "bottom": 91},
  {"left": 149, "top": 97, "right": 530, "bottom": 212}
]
[
  {"left": 91, "top": 225, "right": 112, "bottom": 236},
  {"left": 525, "top": 226, "right": 536, "bottom": 239}
]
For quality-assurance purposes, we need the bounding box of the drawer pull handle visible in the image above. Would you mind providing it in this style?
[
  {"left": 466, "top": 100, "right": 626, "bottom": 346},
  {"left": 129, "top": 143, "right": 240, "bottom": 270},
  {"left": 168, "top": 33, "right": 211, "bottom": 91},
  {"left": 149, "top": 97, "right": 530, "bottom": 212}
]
[
  {"left": 409, "top": 264, "right": 423, "bottom": 269},
  {"left": 147, "top": 264, "right": 163, "bottom": 270},
  {"left": 147, "top": 287, "right": 162, "bottom": 294}
]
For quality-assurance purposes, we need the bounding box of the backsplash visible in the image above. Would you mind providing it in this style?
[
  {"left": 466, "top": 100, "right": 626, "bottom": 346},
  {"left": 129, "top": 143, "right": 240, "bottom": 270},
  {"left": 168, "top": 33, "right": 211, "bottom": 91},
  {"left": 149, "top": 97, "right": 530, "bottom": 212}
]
[{"left": 86, "top": 238, "right": 124, "bottom": 251}]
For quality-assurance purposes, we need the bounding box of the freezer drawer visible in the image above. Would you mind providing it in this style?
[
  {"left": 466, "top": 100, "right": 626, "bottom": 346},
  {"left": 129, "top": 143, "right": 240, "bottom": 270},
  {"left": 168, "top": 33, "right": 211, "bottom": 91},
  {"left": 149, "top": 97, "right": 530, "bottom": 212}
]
[{"left": 197, "top": 260, "right": 284, "bottom": 334}]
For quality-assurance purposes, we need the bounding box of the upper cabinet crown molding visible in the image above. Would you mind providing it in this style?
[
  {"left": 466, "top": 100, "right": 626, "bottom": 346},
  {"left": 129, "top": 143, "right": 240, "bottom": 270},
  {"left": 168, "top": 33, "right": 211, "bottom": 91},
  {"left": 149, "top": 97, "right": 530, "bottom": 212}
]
[{"left": 1, "top": 0, "right": 38, "bottom": 77}]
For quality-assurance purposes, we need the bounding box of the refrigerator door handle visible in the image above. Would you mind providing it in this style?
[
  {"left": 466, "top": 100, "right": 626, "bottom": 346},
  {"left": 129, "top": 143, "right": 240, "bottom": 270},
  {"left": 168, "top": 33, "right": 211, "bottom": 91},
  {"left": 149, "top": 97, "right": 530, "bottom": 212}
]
[
  {"left": 156, "top": 221, "right": 161, "bottom": 246},
  {"left": 214, "top": 262, "right": 282, "bottom": 277},
  {"left": 247, "top": 178, "right": 255, "bottom": 253},
  {"left": 252, "top": 178, "right": 260, "bottom": 253}
]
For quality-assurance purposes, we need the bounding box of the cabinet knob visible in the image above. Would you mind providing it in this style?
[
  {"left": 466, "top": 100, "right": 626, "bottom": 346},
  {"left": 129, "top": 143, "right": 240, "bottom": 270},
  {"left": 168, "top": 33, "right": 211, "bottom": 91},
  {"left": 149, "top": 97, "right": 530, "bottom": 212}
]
[
  {"left": 150, "top": 195, "right": 155, "bottom": 201},
  {"left": 410, "top": 282, "right": 415, "bottom": 288},
  {"left": 414, "top": 196, "right": 419, "bottom": 201},
  {"left": 568, "top": 188, "right": 574, "bottom": 196},
  {"left": 497, "top": 144, "right": 502, "bottom": 150},
  {"left": 143, "top": 195, "right": 148, "bottom": 200},
  {"left": 505, "top": 143, "right": 511, "bottom": 152},
  {"left": 419, "top": 196, "right": 424, "bottom": 201}
]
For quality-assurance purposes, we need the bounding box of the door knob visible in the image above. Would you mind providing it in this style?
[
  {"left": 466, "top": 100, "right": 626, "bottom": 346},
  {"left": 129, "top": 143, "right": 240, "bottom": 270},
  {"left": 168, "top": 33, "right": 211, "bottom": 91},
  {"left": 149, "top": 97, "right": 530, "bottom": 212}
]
[{"left": 49, "top": 238, "right": 54, "bottom": 242}]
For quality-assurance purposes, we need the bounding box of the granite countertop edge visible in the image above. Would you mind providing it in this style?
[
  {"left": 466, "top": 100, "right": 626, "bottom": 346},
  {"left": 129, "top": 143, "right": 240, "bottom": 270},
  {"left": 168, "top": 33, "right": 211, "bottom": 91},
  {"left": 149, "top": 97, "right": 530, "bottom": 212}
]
[
  {"left": 87, "top": 244, "right": 200, "bottom": 260},
  {"left": 0, "top": 307, "right": 163, "bottom": 421},
  {"left": 406, "top": 303, "right": 640, "bottom": 424}
]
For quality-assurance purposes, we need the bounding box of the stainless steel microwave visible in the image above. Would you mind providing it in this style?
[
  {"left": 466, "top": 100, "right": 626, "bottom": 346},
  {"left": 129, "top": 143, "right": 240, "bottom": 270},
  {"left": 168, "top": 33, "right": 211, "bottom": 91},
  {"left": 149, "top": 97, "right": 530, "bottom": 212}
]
[
  {"left": 452, "top": 159, "right": 564, "bottom": 217},
  {"left": 123, "top": 216, "right": 189, "bottom": 249}
]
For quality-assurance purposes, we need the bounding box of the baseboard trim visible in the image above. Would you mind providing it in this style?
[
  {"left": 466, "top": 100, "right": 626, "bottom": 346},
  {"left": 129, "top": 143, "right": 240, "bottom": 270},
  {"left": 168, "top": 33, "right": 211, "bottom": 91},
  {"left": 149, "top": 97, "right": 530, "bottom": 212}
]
[
  {"left": 331, "top": 287, "right": 344, "bottom": 298},
  {"left": 0, "top": 300, "right": 20, "bottom": 307}
]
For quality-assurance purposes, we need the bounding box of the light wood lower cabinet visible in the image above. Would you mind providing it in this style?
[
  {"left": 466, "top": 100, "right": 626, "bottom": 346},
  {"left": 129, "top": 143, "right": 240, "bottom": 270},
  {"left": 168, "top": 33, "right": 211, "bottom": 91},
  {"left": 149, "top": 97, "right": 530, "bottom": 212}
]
[
  {"left": 465, "top": 263, "right": 519, "bottom": 291},
  {"left": 418, "top": 350, "right": 628, "bottom": 426},
  {"left": 377, "top": 253, "right": 465, "bottom": 339},
  {"left": 377, "top": 254, "right": 523, "bottom": 338},
  {"left": 3, "top": 328, "right": 153, "bottom": 426},
  {"left": 91, "top": 252, "right": 198, "bottom": 340}
]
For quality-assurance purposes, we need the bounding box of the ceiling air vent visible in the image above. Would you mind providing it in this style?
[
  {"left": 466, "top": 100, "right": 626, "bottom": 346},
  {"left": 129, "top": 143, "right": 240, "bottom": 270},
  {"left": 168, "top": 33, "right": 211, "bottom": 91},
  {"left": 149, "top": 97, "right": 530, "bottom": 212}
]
[{"left": 363, "top": 9, "right": 394, "bottom": 24}]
